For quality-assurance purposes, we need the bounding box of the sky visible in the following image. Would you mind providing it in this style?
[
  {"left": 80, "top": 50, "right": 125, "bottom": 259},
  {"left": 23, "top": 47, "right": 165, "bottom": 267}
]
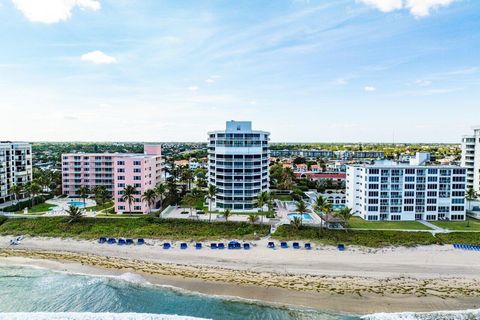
[{"left": 0, "top": 0, "right": 479, "bottom": 143}]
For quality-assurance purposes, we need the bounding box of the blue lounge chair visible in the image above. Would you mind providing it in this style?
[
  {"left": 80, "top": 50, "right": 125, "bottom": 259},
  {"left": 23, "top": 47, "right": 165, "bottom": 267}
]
[
  {"left": 293, "top": 242, "right": 300, "bottom": 249},
  {"left": 107, "top": 238, "right": 116, "bottom": 244},
  {"left": 195, "top": 243, "right": 202, "bottom": 249},
  {"left": 126, "top": 239, "right": 134, "bottom": 245},
  {"left": 305, "top": 243, "right": 312, "bottom": 250},
  {"left": 137, "top": 238, "right": 145, "bottom": 245},
  {"left": 210, "top": 243, "right": 218, "bottom": 249},
  {"left": 163, "top": 243, "right": 171, "bottom": 249},
  {"left": 280, "top": 242, "right": 288, "bottom": 249},
  {"left": 180, "top": 243, "right": 188, "bottom": 250},
  {"left": 98, "top": 237, "right": 107, "bottom": 244},
  {"left": 118, "top": 238, "right": 126, "bottom": 245},
  {"left": 243, "top": 243, "right": 250, "bottom": 250},
  {"left": 338, "top": 244, "right": 345, "bottom": 251},
  {"left": 267, "top": 242, "right": 275, "bottom": 249},
  {"left": 218, "top": 243, "right": 225, "bottom": 250},
  {"left": 228, "top": 241, "right": 241, "bottom": 249}
]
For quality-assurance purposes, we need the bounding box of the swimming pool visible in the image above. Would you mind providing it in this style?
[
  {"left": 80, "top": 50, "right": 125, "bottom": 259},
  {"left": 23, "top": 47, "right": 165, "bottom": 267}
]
[
  {"left": 332, "top": 204, "right": 346, "bottom": 210},
  {"left": 287, "top": 213, "right": 313, "bottom": 221},
  {"left": 67, "top": 201, "right": 86, "bottom": 208}
]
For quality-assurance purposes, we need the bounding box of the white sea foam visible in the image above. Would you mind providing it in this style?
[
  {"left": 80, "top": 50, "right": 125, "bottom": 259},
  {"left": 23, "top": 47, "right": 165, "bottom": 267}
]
[
  {"left": 0, "top": 312, "right": 211, "bottom": 320},
  {"left": 362, "top": 308, "right": 480, "bottom": 320}
]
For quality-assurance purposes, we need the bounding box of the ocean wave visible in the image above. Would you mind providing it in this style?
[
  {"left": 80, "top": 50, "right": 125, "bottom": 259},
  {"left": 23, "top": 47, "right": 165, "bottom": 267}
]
[
  {"left": 0, "top": 312, "right": 211, "bottom": 320},
  {"left": 362, "top": 308, "right": 480, "bottom": 320}
]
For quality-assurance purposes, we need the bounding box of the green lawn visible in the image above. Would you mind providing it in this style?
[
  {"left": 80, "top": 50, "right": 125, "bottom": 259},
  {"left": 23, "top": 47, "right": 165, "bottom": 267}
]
[
  {"left": 430, "top": 218, "right": 480, "bottom": 231},
  {"left": 17, "top": 203, "right": 57, "bottom": 214},
  {"left": 0, "top": 216, "right": 270, "bottom": 240},
  {"left": 272, "top": 194, "right": 293, "bottom": 201},
  {"left": 273, "top": 225, "right": 438, "bottom": 247},
  {"left": 348, "top": 217, "right": 431, "bottom": 230},
  {"left": 87, "top": 201, "right": 114, "bottom": 212}
]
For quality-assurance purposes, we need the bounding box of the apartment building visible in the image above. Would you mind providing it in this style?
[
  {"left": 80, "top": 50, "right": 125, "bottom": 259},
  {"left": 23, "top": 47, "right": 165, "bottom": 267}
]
[
  {"left": 461, "top": 126, "right": 480, "bottom": 193},
  {"left": 208, "top": 121, "right": 270, "bottom": 211},
  {"left": 346, "top": 153, "right": 467, "bottom": 221},
  {"left": 0, "top": 142, "right": 33, "bottom": 204},
  {"left": 61, "top": 145, "right": 162, "bottom": 213}
]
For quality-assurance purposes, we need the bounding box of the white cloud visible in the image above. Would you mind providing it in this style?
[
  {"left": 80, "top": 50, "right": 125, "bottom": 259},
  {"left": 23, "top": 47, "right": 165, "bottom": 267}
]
[
  {"left": 12, "top": 0, "right": 101, "bottom": 24},
  {"left": 405, "top": 0, "right": 458, "bottom": 17},
  {"left": 357, "top": 0, "right": 403, "bottom": 13},
  {"left": 364, "top": 86, "right": 376, "bottom": 92},
  {"left": 333, "top": 78, "right": 349, "bottom": 85},
  {"left": 187, "top": 86, "right": 199, "bottom": 92},
  {"left": 415, "top": 79, "right": 432, "bottom": 86},
  {"left": 81, "top": 50, "right": 117, "bottom": 64},
  {"left": 205, "top": 75, "right": 221, "bottom": 83},
  {"left": 357, "top": 0, "right": 458, "bottom": 17}
]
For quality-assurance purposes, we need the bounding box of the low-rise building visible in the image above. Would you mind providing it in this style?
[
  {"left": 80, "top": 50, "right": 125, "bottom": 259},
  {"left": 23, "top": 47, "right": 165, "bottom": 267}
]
[
  {"left": 61, "top": 145, "right": 162, "bottom": 213},
  {"left": 0, "top": 142, "right": 33, "bottom": 204},
  {"left": 346, "top": 153, "right": 467, "bottom": 221}
]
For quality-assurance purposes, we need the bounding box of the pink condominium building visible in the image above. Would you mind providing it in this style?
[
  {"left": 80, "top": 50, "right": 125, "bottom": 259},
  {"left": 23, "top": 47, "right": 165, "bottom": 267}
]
[{"left": 61, "top": 145, "right": 162, "bottom": 214}]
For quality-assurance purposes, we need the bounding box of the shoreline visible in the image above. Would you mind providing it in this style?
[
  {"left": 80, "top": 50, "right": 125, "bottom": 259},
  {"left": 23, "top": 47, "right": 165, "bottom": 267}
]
[{"left": 1, "top": 237, "right": 480, "bottom": 314}]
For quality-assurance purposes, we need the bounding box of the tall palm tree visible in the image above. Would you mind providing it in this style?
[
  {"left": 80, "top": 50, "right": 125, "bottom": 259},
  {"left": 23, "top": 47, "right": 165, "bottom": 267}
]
[
  {"left": 466, "top": 187, "right": 477, "bottom": 213},
  {"left": 295, "top": 200, "right": 307, "bottom": 227},
  {"left": 10, "top": 184, "right": 23, "bottom": 202},
  {"left": 335, "top": 207, "right": 354, "bottom": 232},
  {"left": 155, "top": 183, "right": 167, "bottom": 212},
  {"left": 181, "top": 166, "right": 193, "bottom": 190},
  {"left": 291, "top": 216, "right": 302, "bottom": 231},
  {"left": 27, "top": 182, "right": 42, "bottom": 208},
  {"left": 223, "top": 209, "right": 232, "bottom": 221},
  {"left": 256, "top": 191, "right": 270, "bottom": 224},
  {"left": 67, "top": 205, "right": 83, "bottom": 223},
  {"left": 142, "top": 189, "right": 157, "bottom": 213},
  {"left": 207, "top": 185, "right": 217, "bottom": 222},
  {"left": 121, "top": 185, "right": 137, "bottom": 213},
  {"left": 248, "top": 213, "right": 259, "bottom": 224},
  {"left": 313, "top": 195, "right": 332, "bottom": 232},
  {"left": 78, "top": 186, "right": 89, "bottom": 208},
  {"left": 183, "top": 193, "right": 197, "bottom": 217}
]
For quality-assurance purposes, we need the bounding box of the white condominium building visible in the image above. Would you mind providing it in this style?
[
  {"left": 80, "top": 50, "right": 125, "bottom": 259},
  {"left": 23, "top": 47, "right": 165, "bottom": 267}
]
[
  {"left": 208, "top": 121, "right": 270, "bottom": 211},
  {"left": 0, "top": 142, "right": 33, "bottom": 204},
  {"left": 461, "top": 126, "right": 480, "bottom": 193},
  {"left": 346, "top": 153, "right": 467, "bottom": 221}
]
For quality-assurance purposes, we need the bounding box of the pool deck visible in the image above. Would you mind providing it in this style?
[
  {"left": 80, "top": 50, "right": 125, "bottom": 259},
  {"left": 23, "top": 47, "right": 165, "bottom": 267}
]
[{"left": 44, "top": 198, "right": 97, "bottom": 216}]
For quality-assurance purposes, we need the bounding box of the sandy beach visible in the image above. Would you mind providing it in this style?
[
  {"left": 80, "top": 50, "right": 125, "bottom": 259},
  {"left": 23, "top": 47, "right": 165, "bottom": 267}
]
[{"left": 1, "top": 236, "right": 480, "bottom": 314}]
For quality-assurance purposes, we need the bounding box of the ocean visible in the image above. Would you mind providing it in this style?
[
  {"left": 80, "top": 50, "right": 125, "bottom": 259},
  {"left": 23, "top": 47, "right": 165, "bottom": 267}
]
[{"left": 0, "top": 265, "right": 478, "bottom": 320}]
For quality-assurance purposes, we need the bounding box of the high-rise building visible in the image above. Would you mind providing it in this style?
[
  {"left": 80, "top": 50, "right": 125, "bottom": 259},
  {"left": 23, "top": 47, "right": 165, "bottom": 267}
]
[
  {"left": 461, "top": 126, "right": 480, "bottom": 193},
  {"left": 0, "top": 142, "right": 33, "bottom": 204},
  {"left": 208, "top": 121, "right": 270, "bottom": 211},
  {"left": 346, "top": 153, "right": 467, "bottom": 221},
  {"left": 61, "top": 145, "right": 162, "bottom": 213}
]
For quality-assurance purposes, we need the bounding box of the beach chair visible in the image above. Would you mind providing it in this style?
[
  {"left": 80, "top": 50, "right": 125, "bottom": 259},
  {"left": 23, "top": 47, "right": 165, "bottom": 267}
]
[
  {"left": 118, "top": 238, "right": 126, "bottom": 245},
  {"left": 267, "top": 242, "right": 275, "bottom": 249},
  {"left": 107, "top": 238, "right": 116, "bottom": 244},
  {"left": 293, "top": 242, "right": 300, "bottom": 249},
  {"left": 280, "top": 242, "right": 288, "bottom": 249},
  {"left": 126, "top": 239, "right": 134, "bottom": 245},
  {"left": 210, "top": 243, "right": 218, "bottom": 249},
  {"left": 195, "top": 243, "right": 202, "bottom": 249},
  {"left": 337, "top": 244, "right": 345, "bottom": 251},
  {"left": 453, "top": 243, "right": 458, "bottom": 249},
  {"left": 228, "top": 241, "right": 241, "bottom": 250},
  {"left": 305, "top": 243, "right": 312, "bottom": 250},
  {"left": 137, "top": 238, "right": 145, "bottom": 245},
  {"left": 180, "top": 243, "right": 188, "bottom": 250},
  {"left": 218, "top": 243, "right": 225, "bottom": 250},
  {"left": 163, "top": 243, "right": 171, "bottom": 250},
  {"left": 9, "top": 239, "right": 18, "bottom": 246},
  {"left": 98, "top": 237, "right": 107, "bottom": 244},
  {"left": 243, "top": 243, "right": 250, "bottom": 250}
]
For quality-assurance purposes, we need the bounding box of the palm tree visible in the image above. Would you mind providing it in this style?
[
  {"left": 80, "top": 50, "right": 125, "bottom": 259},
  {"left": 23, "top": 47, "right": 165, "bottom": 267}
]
[
  {"left": 67, "top": 205, "right": 83, "bottom": 223},
  {"left": 295, "top": 200, "right": 307, "bottom": 227},
  {"left": 142, "top": 189, "right": 157, "bottom": 213},
  {"left": 183, "top": 193, "right": 197, "bottom": 217},
  {"left": 313, "top": 195, "right": 332, "bottom": 232},
  {"left": 93, "top": 186, "right": 110, "bottom": 205},
  {"left": 256, "top": 191, "right": 270, "bottom": 224},
  {"left": 26, "top": 182, "right": 42, "bottom": 207},
  {"left": 248, "top": 213, "right": 259, "bottom": 224},
  {"left": 181, "top": 166, "right": 194, "bottom": 190},
  {"left": 78, "top": 186, "right": 89, "bottom": 208},
  {"left": 223, "top": 209, "right": 232, "bottom": 221},
  {"left": 10, "top": 184, "right": 23, "bottom": 202},
  {"left": 335, "top": 207, "right": 354, "bottom": 232},
  {"left": 155, "top": 183, "right": 167, "bottom": 211},
  {"left": 207, "top": 185, "right": 217, "bottom": 222},
  {"left": 291, "top": 216, "right": 302, "bottom": 231},
  {"left": 466, "top": 187, "right": 477, "bottom": 212},
  {"left": 121, "top": 185, "right": 137, "bottom": 213}
]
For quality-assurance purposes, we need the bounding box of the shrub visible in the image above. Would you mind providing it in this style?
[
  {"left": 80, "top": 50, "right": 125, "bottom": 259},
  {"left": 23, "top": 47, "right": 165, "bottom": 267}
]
[
  {"left": 0, "top": 216, "right": 7, "bottom": 226},
  {"left": 2, "top": 195, "right": 54, "bottom": 212}
]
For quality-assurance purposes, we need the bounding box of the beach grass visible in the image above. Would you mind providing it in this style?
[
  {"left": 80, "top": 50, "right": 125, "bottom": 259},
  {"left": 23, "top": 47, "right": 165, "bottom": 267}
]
[
  {"left": 0, "top": 216, "right": 270, "bottom": 240},
  {"left": 349, "top": 217, "right": 431, "bottom": 230},
  {"left": 436, "top": 232, "right": 480, "bottom": 245},
  {"left": 430, "top": 218, "right": 480, "bottom": 231},
  {"left": 273, "top": 225, "right": 440, "bottom": 247}
]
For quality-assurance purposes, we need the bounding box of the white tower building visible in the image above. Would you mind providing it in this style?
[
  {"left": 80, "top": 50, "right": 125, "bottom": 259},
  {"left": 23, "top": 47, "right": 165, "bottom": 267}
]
[
  {"left": 208, "top": 121, "right": 270, "bottom": 211},
  {"left": 0, "top": 142, "right": 33, "bottom": 204},
  {"left": 461, "top": 126, "right": 480, "bottom": 193}
]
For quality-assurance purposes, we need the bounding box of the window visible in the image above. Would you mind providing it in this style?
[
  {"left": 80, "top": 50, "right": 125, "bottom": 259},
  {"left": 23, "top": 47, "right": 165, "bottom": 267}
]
[
  {"left": 117, "top": 161, "right": 125, "bottom": 165},
  {"left": 133, "top": 168, "right": 141, "bottom": 173},
  {"left": 133, "top": 161, "right": 141, "bottom": 166},
  {"left": 391, "top": 215, "right": 401, "bottom": 221},
  {"left": 117, "top": 168, "right": 125, "bottom": 173},
  {"left": 134, "top": 176, "right": 141, "bottom": 181},
  {"left": 117, "top": 183, "right": 125, "bottom": 188}
]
